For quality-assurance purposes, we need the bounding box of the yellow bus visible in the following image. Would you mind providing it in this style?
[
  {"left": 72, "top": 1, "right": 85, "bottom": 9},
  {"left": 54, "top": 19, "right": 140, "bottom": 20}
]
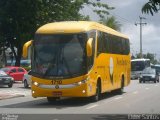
[{"left": 23, "top": 21, "right": 130, "bottom": 102}]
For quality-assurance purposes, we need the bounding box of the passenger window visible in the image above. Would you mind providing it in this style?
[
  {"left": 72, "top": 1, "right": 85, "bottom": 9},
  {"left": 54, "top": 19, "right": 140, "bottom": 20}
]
[
  {"left": 11, "top": 69, "right": 16, "bottom": 73},
  {"left": 18, "top": 68, "right": 24, "bottom": 72}
]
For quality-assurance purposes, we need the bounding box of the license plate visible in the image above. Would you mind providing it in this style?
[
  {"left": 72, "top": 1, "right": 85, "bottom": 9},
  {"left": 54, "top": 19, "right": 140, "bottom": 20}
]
[
  {"left": 52, "top": 91, "right": 62, "bottom": 96},
  {"left": 145, "top": 78, "right": 149, "bottom": 80},
  {"left": 4, "top": 81, "right": 9, "bottom": 83}
]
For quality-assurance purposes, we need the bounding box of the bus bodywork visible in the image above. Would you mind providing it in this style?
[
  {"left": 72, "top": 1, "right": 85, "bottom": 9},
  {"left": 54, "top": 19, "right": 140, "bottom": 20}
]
[{"left": 23, "top": 21, "right": 130, "bottom": 101}]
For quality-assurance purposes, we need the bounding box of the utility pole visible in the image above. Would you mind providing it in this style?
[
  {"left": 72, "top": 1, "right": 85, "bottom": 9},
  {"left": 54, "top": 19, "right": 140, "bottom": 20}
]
[{"left": 135, "top": 16, "right": 147, "bottom": 58}]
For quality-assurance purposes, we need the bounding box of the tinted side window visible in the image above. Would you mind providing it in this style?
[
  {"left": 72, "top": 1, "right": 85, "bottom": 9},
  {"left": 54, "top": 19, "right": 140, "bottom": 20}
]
[
  {"left": 104, "top": 33, "right": 109, "bottom": 53},
  {"left": 125, "top": 39, "right": 130, "bottom": 55},
  {"left": 97, "top": 32, "right": 104, "bottom": 55},
  {"left": 18, "top": 68, "right": 24, "bottom": 72},
  {"left": 11, "top": 68, "right": 16, "bottom": 73},
  {"left": 112, "top": 35, "right": 122, "bottom": 54},
  {"left": 97, "top": 31, "right": 130, "bottom": 55}
]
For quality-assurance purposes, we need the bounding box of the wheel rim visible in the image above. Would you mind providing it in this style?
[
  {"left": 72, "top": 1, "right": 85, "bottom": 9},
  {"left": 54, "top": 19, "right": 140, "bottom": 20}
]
[
  {"left": 24, "top": 80, "right": 28, "bottom": 87},
  {"left": 8, "top": 82, "right": 12, "bottom": 87}
]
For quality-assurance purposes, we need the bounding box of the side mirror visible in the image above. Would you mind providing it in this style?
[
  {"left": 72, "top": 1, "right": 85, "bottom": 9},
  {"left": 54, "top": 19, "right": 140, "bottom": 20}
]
[
  {"left": 23, "top": 40, "right": 33, "bottom": 58},
  {"left": 86, "top": 38, "right": 93, "bottom": 57},
  {"left": 28, "top": 70, "right": 32, "bottom": 75}
]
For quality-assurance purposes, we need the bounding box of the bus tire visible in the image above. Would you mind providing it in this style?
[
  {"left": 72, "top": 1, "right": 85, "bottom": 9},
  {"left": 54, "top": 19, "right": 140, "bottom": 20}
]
[
  {"left": 116, "top": 76, "right": 124, "bottom": 94},
  {"left": 91, "top": 80, "right": 101, "bottom": 102},
  {"left": 47, "top": 97, "right": 60, "bottom": 103}
]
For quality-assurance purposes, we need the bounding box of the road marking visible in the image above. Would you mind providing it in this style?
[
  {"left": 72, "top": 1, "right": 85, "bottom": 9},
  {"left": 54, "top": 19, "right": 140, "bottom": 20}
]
[
  {"left": 145, "top": 87, "right": 149, "bottom": 90},
  {"left": 114, "top": 96, "right": 123, "bottom": 100},
  {"left": 133, "top": 91, "right": 138, "bottom": 94},
  {"left": 155, "top": 84, "right": 158, "bottom": 87},
  {"left": 86, "top": 104, "right": 98, "bottom": 109}
]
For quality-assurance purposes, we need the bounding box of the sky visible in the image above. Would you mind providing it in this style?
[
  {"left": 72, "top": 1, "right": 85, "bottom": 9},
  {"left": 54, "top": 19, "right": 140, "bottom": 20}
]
[{"left": 82, "top": 0, "right": 160, "bottom": 59}]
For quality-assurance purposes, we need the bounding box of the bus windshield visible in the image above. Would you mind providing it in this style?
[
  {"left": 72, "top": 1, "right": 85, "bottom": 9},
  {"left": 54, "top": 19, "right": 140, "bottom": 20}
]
[
  {"left": 131, "top": 60, "right": 150, "bottom": 71},
  {"left": 32, "top": 33, "right": 88, "bottom": 79},
  {"left": 131, "top": 61, "right": 145, "bottom": 71}
]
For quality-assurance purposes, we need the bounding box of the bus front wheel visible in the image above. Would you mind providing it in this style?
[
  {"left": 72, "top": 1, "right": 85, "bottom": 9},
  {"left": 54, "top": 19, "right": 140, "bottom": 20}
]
[
  {"left": 115, "top": 76, "right": 124, "bottom": 94},
  {"left": 91, "top": 81, "right": 101, "bottom": 102}
]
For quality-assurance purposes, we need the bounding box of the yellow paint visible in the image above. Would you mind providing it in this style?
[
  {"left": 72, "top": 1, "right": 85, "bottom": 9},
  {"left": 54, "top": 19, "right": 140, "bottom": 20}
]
[
  {"left": 22, "top": 40, "right": 32, "bottom": 58},
  {"left": 86, "top": 38, "right": 93, "bottom": 57},
  {"left": 24, "top": 21, "right": 130, "bottom": 98}
]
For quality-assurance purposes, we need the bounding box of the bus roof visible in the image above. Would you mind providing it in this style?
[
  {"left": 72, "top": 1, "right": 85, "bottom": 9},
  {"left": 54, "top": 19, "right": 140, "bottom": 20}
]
[
  {"left": 131, "top": 58, "right": 150, "bottom": 62},
  {"left": 36, "top": 21, "right": 128, "bottom": 39}
]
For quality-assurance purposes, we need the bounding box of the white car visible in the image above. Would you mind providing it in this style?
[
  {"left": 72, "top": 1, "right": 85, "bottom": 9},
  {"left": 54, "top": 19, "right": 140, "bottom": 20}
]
[{"left": 22, "top": 70, "right": 31, "bottom": 88}]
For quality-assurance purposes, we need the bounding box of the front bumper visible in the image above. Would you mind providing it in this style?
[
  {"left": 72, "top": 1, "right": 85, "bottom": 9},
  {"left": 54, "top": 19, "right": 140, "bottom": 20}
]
[
  {"left": 31, "top": 83, "right": 92, "bottom": 98},
  {"left": 140, "top": 77, "right": 156, "bottom": 81},
  {"left": 0, "top": 78, "right": 12, "bottom": 85}
]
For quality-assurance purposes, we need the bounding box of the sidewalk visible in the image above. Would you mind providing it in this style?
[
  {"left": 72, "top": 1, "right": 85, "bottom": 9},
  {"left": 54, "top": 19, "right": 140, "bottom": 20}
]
[{"left": 0, "top": 93, "right": 25, "bottom": 100}]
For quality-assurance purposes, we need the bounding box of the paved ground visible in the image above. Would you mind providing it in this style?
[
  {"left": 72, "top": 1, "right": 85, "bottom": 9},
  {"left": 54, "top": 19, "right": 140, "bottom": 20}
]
[
  {"left": 0, "top": 80, "right": 160, "bottom": 115},
  {"left": 0, "top": 79, "right": 160, "bottom": 120},
  {"left": 0, "top": 81, "right": 31, "bottom": 100}
]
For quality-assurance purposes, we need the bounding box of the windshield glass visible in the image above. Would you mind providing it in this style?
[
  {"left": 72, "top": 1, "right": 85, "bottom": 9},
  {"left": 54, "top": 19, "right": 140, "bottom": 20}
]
[
  {"left": 131, "top": 61, "right": 145, "bottom": 71},
  {"left": 0, "top": 68, "right": 10, "bottom": 72},
  {"left": 131, "top": 60, "right": 150, "bottom": 71},
  {"left": 142, "top": 68, "right": 155, "bottom": 74},
  {"left": 32, "top": 33, "right": 88, "bottom": 78},
  {"left": 0, "top": 70, "right": 8, "bottom": 76}
]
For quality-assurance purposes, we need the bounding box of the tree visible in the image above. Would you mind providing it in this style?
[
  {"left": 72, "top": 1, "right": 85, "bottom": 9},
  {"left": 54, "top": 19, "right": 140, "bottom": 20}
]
[
  {"left": 146, "top": 53, "right": 158, "bottom": 64},
  {"left": 0, "top": 0, "right": 39, "bottom": 66},
  {"left": 0, "top": 0, "right": 113, "bottom": 66},
  {"left": 88, "top": 1, "right": 114, "bottom": 19},
  {"left": 142, "top": 0, "right": 160, "bottom": 15},
  {"left": 100, "top": 16, "right": 121, "bottom": 31},
  {"left": 135, "top": 52, "right": 158, "bottom": 64},
  {"left": 0, "top": 36, "right": 7, "bottom": 67}
]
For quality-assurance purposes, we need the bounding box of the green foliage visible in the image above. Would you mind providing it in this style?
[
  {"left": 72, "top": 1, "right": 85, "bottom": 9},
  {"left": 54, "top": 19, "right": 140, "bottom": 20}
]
[
  {"left": 0, "top": 0, "right": 39, "bottom": 66},
  {"left": 0, "top": 0, "right": 113, "bottom": 66},
  {"left": 88, "top": 1, "right": 114, "bottom": 19},
  {"left": 100, "top": 16, "right": 121, "bottom": 31},
  {"left": 142, "top": 0, "right": 160, "bottom": 15},
  {"left": 134, "top": 52, "right": 158, "bottom": 64}
]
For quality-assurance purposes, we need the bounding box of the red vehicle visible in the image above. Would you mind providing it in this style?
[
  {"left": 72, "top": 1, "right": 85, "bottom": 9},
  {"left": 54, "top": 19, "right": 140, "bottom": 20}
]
[{"left": 0, "top": 66, "right": 27, "bottom": 81}]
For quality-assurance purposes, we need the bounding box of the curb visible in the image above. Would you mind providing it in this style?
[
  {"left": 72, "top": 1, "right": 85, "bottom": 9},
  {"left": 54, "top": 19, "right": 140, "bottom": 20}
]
[{"left": 0, "top": 94, "right": 25, "bottom": 100}]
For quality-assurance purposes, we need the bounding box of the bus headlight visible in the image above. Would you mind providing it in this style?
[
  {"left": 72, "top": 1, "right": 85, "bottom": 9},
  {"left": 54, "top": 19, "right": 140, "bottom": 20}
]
[
  {"left": 33, "top": 81, "right": 39, "bottom": 86},
  {"left": 73, "top": 79, "right": 88, "bottom": 86}
]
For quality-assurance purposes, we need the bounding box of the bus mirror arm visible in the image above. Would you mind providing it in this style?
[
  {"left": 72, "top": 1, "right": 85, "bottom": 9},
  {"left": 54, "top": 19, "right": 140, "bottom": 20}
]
[
  {"left": 23, "top": 40, "right": 33, "bottom": 58},
  {"left": 86, "top": 38, "right": 93, "bottom": 57}
]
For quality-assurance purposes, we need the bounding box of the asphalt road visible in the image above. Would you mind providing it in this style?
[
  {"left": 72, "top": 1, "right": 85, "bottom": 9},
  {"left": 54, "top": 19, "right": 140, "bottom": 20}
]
[
  {"left": 0, "top": 81, "right": 31, "bottom": 97},
  {"left": 0, "top": 80, "right": 160, "bottom": 115}
]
